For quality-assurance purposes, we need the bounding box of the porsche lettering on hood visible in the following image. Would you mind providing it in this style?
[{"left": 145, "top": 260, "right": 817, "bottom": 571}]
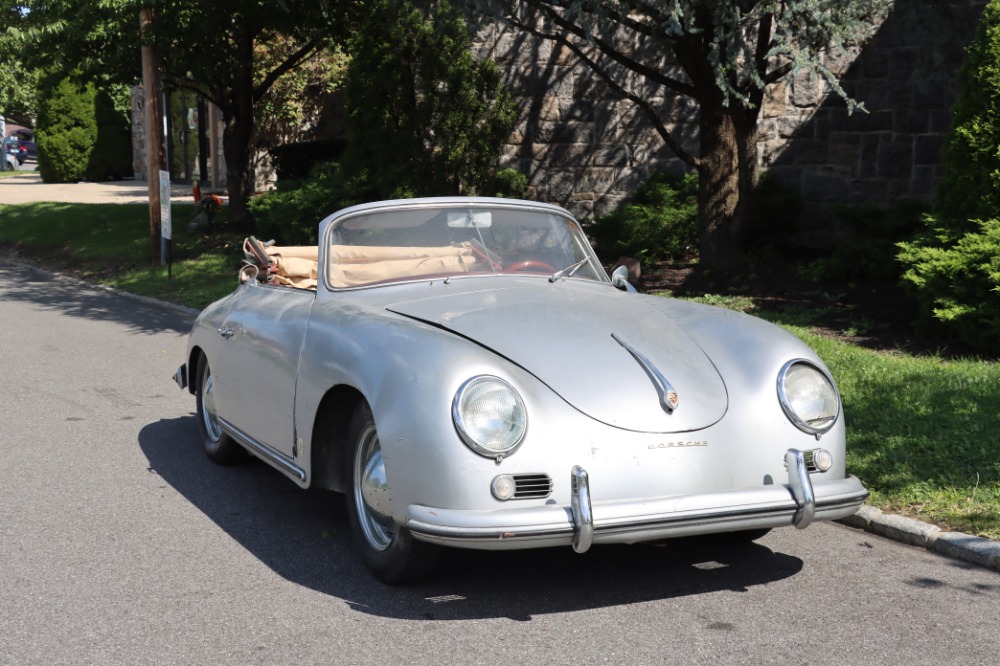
[{"left": 387, "top": 284, "right": 728, "bottom": 433}]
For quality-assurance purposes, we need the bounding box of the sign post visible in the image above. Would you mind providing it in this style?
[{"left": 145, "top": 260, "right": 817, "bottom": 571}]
[{"left": 159, "top": 170, "right": 172, "bottom": 280}]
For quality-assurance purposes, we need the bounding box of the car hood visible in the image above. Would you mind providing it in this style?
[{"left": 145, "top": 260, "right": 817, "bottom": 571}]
[{"left": 386, "top": 283, "right": 727, "bottom": 433}]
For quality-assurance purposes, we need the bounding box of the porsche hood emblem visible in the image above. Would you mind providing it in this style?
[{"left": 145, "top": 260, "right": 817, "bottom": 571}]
[{"left": 612, "top": 333, "right": 680, "bottom": 413}]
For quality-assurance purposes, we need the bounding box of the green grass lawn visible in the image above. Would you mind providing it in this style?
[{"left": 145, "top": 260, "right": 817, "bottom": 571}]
[
  {"left": 0, "top": 202, "right": 243, "bottom": 309},
  {"left": 2, "top": 202, "right": 998, "bottom": 540}
]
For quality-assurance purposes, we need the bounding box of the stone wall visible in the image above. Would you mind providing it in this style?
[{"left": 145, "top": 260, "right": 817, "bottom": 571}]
[{"left": 479, "top": 1, "right": 987, "bottom": 222}]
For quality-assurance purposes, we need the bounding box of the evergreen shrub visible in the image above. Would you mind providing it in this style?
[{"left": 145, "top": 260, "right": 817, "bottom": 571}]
[{"left": 587, "top": 171, "right": 698, "bottom": 263}]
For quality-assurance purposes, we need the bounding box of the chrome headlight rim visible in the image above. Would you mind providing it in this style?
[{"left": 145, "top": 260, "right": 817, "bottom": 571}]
[
  {"left": 452, "top": 375, "right": 528, "bottom": 459},
  {"left": 777, "top": 359, "right": 841, "bottom": 436}
]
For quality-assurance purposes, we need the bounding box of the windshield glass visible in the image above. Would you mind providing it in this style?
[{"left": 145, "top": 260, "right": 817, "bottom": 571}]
[{"left": 325, "top": 203, "right": 607, "bottom": 289}]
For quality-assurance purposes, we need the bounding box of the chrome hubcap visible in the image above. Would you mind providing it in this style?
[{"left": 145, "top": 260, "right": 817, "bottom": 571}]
[
  {"left": 353, "top": 425, "right": 394, "bottom": 551},
  {"left": 200, "top": 370, "right": 224, "bottom": 445}
]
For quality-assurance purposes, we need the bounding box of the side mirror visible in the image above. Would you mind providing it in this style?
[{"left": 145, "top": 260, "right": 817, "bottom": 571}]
[{"left": 611, "top": 264, "right": 637, "bottom": 292}]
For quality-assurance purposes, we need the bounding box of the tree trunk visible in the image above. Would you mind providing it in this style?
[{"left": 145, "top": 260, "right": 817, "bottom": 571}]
[
  {"left": 220, "top": 25, "right": 258, "bottom": 231},
  {"left": 697, "top": 93, "right": 759, "bottom": 272},
  {"left": 222, "top": 107, "right": 255, "bottom": 230}
]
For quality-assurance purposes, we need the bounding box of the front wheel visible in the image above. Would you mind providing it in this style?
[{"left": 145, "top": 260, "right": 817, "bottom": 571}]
[
  {"left": 345, "top": 402, "right": 441, "bottom": 584},
  {"left": 195, "top": 358, "right": 243, "bottom": 465}
]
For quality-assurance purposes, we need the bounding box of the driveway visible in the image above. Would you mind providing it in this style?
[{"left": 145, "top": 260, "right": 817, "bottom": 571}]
[{"left": 0, "top": 173, "right": 195, "bottom": 205}]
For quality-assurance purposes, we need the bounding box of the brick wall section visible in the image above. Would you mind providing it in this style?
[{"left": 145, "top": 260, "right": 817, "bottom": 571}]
[{"left": 478, "top": 1, "right": 986, "bottom": 223}]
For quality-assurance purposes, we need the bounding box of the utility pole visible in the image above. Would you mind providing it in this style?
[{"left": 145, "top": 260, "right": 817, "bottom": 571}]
[{"left": 140, "top": 7, "right": 165, "bottom": 263}]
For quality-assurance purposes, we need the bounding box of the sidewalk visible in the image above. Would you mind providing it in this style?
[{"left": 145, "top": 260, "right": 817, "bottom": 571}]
[{"left": 0, "top": 173, "right": 197, "bottom": 205}]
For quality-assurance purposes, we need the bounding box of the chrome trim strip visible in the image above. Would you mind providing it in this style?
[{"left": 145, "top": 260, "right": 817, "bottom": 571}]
[
  {"left": 786, "top": 449, "right": 816, "bottom": 528},
  {"left": 571, "top": 466, "right": 594, "bottom": 553},
  {"left": 219, "top": 418, "right": 306, "bottom": 483},
  {"left": 612, "top": 333, "right": 679, "bottom": 412}
]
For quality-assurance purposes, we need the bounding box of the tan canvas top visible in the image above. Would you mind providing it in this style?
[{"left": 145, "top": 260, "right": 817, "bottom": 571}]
[{"left": 257, "top": 243, "right": 480, "bottom": 289}]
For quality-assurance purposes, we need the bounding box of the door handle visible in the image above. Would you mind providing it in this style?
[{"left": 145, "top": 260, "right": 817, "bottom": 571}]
[{"left": 218, "top": 326, "right": 235, "bottom": 339}]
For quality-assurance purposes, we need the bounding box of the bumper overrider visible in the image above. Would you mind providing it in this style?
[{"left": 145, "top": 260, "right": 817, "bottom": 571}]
[{"left": 406, "top": 448, "right": 868, "bottom": 552}]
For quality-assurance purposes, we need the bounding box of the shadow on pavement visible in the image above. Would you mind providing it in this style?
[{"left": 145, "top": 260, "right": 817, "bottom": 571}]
[
  {"left": 140, "top": 415, "right": 805, "bottom": 621},
  {"left": 0, "top": 257, "right": 193, "bottom": 335}
]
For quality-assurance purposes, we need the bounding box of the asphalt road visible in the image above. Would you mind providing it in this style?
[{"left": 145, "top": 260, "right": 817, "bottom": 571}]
[{"left": 2, "top": 256, "right": 999, "bottom": 666}]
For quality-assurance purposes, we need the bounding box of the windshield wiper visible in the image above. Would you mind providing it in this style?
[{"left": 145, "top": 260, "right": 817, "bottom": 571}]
[{"left": 549, "top": 258, "right": 590, "bottom": 282}]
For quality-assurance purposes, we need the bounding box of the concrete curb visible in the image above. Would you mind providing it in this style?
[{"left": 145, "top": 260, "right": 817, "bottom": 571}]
[{"left": 838, "top": 505, "right": 1000, "bottom": 572}]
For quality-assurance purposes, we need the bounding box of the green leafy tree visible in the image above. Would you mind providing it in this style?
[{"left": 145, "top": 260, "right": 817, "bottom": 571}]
[
  {"left": 0, "top": 4, "right": 39, "bottom": 124},
  {"left": 473, "top": 0, "right": 891, "bottom": 270},
  {"left": 7, "top": 0, "right": 351, "bottom": 229},
  {"left": 898, "top": 0, "right": 1000, "bottom": 352},
  {"left": 344, "top": 0, "right": 518, "bottom": 198}
]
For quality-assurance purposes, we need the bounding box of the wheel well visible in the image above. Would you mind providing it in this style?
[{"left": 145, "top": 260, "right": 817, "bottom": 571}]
[
  {"left": 311, "top": 385, "right": 366, "bottom": 493},
  {"left": 187, "top": 347, "right": 205, "bottom": 395}
]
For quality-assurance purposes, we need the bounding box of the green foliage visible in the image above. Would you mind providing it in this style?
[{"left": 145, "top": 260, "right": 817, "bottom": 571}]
[
  {"left": 587, "top": 171, "right": 698, "bottom": 263},
  {"left": 811, "top": 201, "right": 927, "bottom": 283},
  {"left": 898, "top": 0, "right": 1000, "bottom": 353},
  {"left": 249, "top": 161, "right": 368, "bottom": 245},
  {"left": 343, "top": 0, "right": 518, "bottom": 198},
  {"left": 484, "top": 168, "right": 529, "bottom": 199},
  {"left": 899, "top": 216, "right": 1000, "bottom": 350},
  {"left": 35, "top": 77, "right": 97, "bottom": 183}
]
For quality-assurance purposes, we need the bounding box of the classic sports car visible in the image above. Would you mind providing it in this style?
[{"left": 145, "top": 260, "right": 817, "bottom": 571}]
[{"left": 173, "top": 197, "right": 868, "bottom": 583}]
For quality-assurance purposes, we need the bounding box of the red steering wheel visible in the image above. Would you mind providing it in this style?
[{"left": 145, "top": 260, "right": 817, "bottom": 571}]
[{"left": 505, "top": 259, "right": 556, "bottom": 273}]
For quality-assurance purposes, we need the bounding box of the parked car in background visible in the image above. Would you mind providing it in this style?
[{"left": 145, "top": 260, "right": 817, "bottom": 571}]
[
  {"left": 173, "top": 197, "right": 868, "bottom": 583},
  {"left": 8, "top": 129, "right": 36, "bottom": 166}
]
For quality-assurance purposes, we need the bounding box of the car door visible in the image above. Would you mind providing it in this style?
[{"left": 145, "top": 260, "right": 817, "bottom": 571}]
[{"left": 211, "top": 284, "right": 314, "bottom": 461}]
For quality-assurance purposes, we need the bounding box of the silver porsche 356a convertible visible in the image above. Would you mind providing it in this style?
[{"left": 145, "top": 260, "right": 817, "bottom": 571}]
[{"left": 173, "top": 197, "right": 868, "bottom": 583}]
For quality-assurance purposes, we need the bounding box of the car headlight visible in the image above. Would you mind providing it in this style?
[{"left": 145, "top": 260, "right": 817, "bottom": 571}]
[
  {"left": 453, "top": 376, "right": 527, "bottom": 459},
  {"left": 777, "top": 360, "right": 840, "bottom": 436}
]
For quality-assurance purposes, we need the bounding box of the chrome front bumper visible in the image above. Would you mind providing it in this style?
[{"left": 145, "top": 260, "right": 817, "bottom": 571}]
[{"left": 406, "top": 448, "right": 869, "bottom": 552}]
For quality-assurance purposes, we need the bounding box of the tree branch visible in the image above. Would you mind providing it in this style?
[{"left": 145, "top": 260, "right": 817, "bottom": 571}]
[
  {"left": 252, "top": 37, "right": 321, "bottom": 101},
  {"left": 518, "top": 0, "right": 698, "bottom": 98},
  {"left": 509, "top": 16, "right": 701, "bottom": 168}
]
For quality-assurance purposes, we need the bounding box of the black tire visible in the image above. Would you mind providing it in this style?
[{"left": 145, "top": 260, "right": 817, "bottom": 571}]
[
  {"left": 345, "top": 402, "right": 441, "bottom": 584},
  {"left": 195, "top": 358, "right": 244, "bottom": 465}
]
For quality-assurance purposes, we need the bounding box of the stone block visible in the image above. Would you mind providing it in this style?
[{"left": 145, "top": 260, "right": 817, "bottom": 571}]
[
  {"left": 852, "top": 80, "right": 890, "bottom": 111},
  {"left": 861, "top": 47, "right": 891, "bottom": 78},
  {"left": 911, "top": 166, "right": 937, "bottom": 198},
  {"left": 851, "top": 178, "right": 889, "bottom": 203},
  {"left": 530, "top": 121, "right": 593, "bottom": 145},
  {"left": 912, "top": 79, "right": 952, "bottom": 111},
  {"left": 791, "top": 70, "right": 823, "bottom": 108},
  {"left": 801, "top": 171, "right": 850, "bottom": 202},
  {"left": 914, "top": 134, "right": 944, "bottom": 165},
  {"left": 929, "top": 109, "right": 952, "bottom": 134},
  {"left": 870, "top": 512, "right": 942, "bottom": 548},
  {"left": 837, "top": 504, "right": 882, "bottom": 530},
  {"left": 933, "top": 532, "right": 1000, "bottom": 571},
  {"left": 537, "top": 96, "right": 561, "bottom": 122},
  {"left": 857, "top": 133, "right": 886, "bottom": 179},
  {"left": 897, "top": 110, "right": 930, "bottom": 135},
  {"left": 828, "top": 132, "right": 862, "bottom": 170},
  {"left": 877, "top": 136, "right": 913, "bottom": 179},
  {"left": 763, "top": 81, "right": 788, "bottom": 118}
]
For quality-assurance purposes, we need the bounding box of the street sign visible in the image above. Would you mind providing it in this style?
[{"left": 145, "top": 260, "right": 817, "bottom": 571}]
[{"left": 159, "top": 170, "right": 171, "bottom": 268}]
